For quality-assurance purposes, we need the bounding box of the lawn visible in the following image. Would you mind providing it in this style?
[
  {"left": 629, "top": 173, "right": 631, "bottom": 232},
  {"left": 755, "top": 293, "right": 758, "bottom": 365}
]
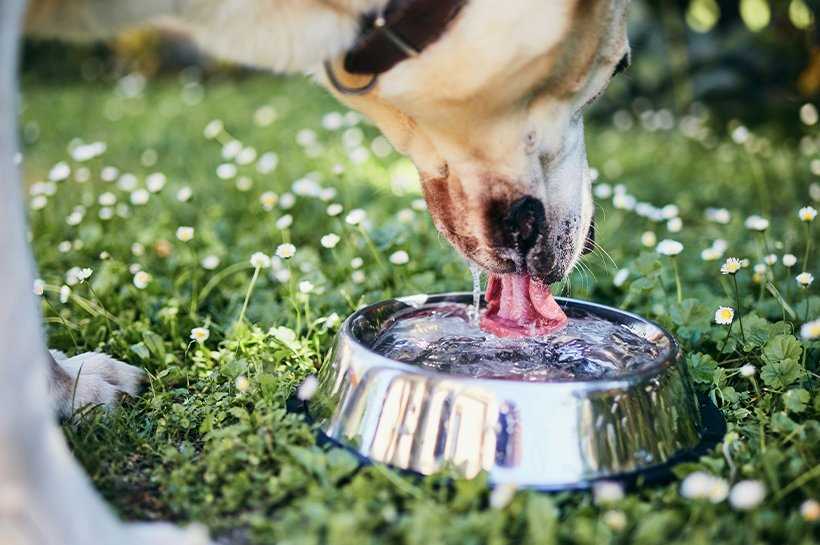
[{"left": 20, "top": 69, "right": 819, "bottom": 544}]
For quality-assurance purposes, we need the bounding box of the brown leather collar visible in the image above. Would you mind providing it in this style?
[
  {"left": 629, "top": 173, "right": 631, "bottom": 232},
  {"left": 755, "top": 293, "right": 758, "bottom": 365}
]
[{"left": 343, "top": 0, "right": 467, "bottom": 75}]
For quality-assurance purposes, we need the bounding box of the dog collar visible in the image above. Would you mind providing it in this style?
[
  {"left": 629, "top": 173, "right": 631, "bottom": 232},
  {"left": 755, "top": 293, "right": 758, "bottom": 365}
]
[{"left": 324, "top": 0, "right": 466, "bottom": 95}]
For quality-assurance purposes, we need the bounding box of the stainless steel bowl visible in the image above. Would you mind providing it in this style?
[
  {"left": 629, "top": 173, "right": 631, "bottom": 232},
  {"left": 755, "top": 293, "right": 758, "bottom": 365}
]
[{"left": 308, "top": 293, "right": 723, "bottom": 489}]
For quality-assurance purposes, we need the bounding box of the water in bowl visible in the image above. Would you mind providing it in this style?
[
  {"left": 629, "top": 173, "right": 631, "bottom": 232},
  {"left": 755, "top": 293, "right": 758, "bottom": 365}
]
[{"left": 371, "top": 302, "right": 662, "bottom": 381}]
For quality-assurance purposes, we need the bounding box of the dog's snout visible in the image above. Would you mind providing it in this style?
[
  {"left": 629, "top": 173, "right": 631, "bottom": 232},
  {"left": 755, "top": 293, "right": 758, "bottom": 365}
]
[{"left": 505, "top": 196, "right": 545, "bottom": 255}]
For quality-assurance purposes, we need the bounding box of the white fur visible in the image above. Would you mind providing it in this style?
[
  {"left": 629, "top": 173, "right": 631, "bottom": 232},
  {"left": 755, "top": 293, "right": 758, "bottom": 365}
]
[
  {"left": 50, "top": 350, "right": 145, "bottom": 418},
  {"left": 3, "top": 1, "right": 369, "bottom": 543}
]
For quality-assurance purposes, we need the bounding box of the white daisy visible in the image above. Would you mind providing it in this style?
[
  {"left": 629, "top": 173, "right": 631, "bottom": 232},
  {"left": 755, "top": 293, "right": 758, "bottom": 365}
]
[
  {"left": 720, "top": 257, "right": 742, "bottom": 275},
  {"left": 656, "top": 239, "right": 683, "bottom": 256},
  {"left": 799, "top": 206, "right": 817, "bottom": 222},
  {"left": 740, "top": 364, "right": 756, "bottom": 378},
  {"left": 714, "top": 306, "right": 734, "bottom": 325},
  {"left": 345, "top": 208, "right": 367, "bottom": 225},
  {"left": 321, "top": 233, "right": 341, "bottom": 249},
  {"left": 744, "top": 215, "right": 769, "bottom": 231},
  {"left": 389, "top": 250, "right": 410, "bottom": 265},
  {"left": 326, "top": 203, "right": 344, "bottom": 216},
  {"left": 729, "top": 480, "right": 766, "bottom": 510},
  {"left": 276, "top": 243, "right": 296, "bottom": 259},
  {"left": 800, "top": 319, "right": 819, "bottom": 340},
  {"left": 176, "top": 226, "right": 195, "bottom": 242},
  {"left": 133, "top": 271, "right": 151, "bottom": 289},
  {"left": 250, "top": 252, "right": 271, "bottom": 269},
  {"left": 190, "top": 327, "right": 210, "bottom": 343},
  {"left": 275, "top": 214, "right": 293, "bottom": 230},
  {"left": 297, "top": 375, "right": 319, "bottom": 401},
  {"left": 797, "top": 272, "right": 814, "bottom": 287},
  {"left": 782, "top": 254, "right": 797, "bottom": 267}
]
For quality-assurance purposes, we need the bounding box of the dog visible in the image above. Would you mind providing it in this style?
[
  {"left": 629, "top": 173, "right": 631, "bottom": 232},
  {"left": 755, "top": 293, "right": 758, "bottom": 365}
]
[{"left": 1, "top": 0, "right": 630, "bottom": 542}]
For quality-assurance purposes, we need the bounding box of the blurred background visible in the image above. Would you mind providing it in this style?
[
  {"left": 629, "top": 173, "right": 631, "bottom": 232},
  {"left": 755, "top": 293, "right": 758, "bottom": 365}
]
[{"left": 21, "top": 0, "right": 820, "bottom": 134}]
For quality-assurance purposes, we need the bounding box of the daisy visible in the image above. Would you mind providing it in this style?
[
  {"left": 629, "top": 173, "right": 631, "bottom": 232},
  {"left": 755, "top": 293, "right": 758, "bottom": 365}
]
[
  {"left": 714, "top": 306, "right": 734, "bottom": 325},
  {"left": 319, "top": 187, "right": 337, "bottom": 202},
  {"left": 764, "top": 254, "right": 777, "bottom": 266},
  {"left": 279, "top": 192, "right": 296, "bottom": 209},
  {"left": 235, "top": 176, "right": 253, "bottom": 191},
  {"left": 260, "top": 191, "right": 279, "bottom": 210},
  {"left": 801, "top": 319, "right": 820, "bottom": 340},
  {"left": 130, "top": 189, "right": 150, "bottom": 206},
  {"left": 201, "top": 255, "right": 220, "bottom": 270},
  {"left": 30, "top": 196, "right": 48, "bottom": 210},
  {"left": 799, "top": 206, "right": 817, "bottom": 222},
  {"left": 345, "top": 208, "right": 367, "bottom": 225},
  {"left": 221, "top": 140, "right": 242, "bottom": 160},
  {"left": 203, "top": 119, "right": 223, "bottom": 139},
  {"left": 801, "top": 499, "right": 820, "bottom": 522},
  {"left": 351, "top": 270, "right": 366, "bottom": 284},
  {"left": 740, "top": 364, "right": 756, "bottom": 377},
  {"left": 350, "top": 257, "right": 363, "bottom": 269},
  {"left": 58, "top": 241, "right": 72, "bottom": 253},
  {"left": 640, "top": 231, "right": 657, "bottom": 248},
  {"left": 33, "top": 279, "right": 45, "bottom": 295},
  {"left": 276, "top": 243, "right": 296, "bottom": 259},
  {"left": 720, "top": 257, "right": 742, "bottom": 275},
  {"left": 667, "top": 217, "right": 683, "bottom": 233},
  {"left": 236, "top": 146, "right": 257, "bottom": 165},
  {"left": 176, "top": 226, "right": 195, "bottom": 242},
  {"left": 98, "top": 192, "right": 117, "bottom": 206},
  {"left": 744, "top": 215, "right": 769, "bottom": 231},
  {"left": 133, "top": 271, "right": 151, "bottom": 289},
  {"left": 256, "top": 152, "right": 278, "bottom": 174},
  {"left": 489, "top": 483, "right": 518, "bottom": 510},
  {"left": 48, "top": 161, "right": 71, "bottom": 182},
  {"left": 326, "top": 203, "right": 343, "bottom": 216},
  {"left": 729, "top": 480, "right": 766, "bottom": 510},
  {"left": 117, "top": 173, "right": 138, "bottom": 191},
  {"left": 216, "top": 163, "right": 237, "bottom": 180},
  {"left": 613, "top": 268, "right": 629, "bottom": 287},
  {"left": 412, "top": 198, "right": 427, "bottom": 211},
  {"left": 146, "top": 172, "right": 166, "bottom": 193},
  {"left": 593, "top": 481, "right": 624, "bottom": 504},
  {"left": 176, "top": 186, "right": 193, "bottom": 202},
  {"left": 131, "top": 243, "right": 145, "bottom": 256},
  {"left": 249, "top": 252, "right": 271, "bottom": 269},
  {"left": 190, "top": 327, "right": 210, "bottom": 344},
  {"left": 254, "top": 105, "right": 277, "bottom": 127},
  {"left": 705, "top": 207, "right": 731, "bottom": 224},
  {"left": 602, "top": 510, "right": 627, "bottom": 532},
  {"left": 797, "top": 272, "right": 814, "bottom": 287},
  {"left": 321, "top": 233, "right": 341, "bottom": 249},
  {"left": 235, "top": 375, "right": 250, "bottom": 393},
  {"left": 700, "top": 247, "right": 721, "bottom": 261},
  {"left": 389, "top": 250, "right": 410, "bottom": 265},
  {"left": 100, "top": 166, "right": 119, "bottom": 182},
  {"left": 59, "top": 285, "right": 71, "bottom": 303},
  {"left": 275, "top": 214, "right": 293, "bottom": 230},
  {"left": 297, "top": 375, "right": 319, "bottom": 401},
  {"left": 782, "top": 254, "right": 797, "bottom": 267},
  {"left": 298, "top": 280, "right": 314, "bottom": 294},
  {"left": 680, "top": 471, "right": 729, "bottom": 503},
  {"left": 656, "top": 239, "right": 683, "bottom": 256}
]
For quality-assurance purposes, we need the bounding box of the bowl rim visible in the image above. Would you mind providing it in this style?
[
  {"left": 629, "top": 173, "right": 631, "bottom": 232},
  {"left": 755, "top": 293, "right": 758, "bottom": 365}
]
[{"left": 337, "top": 292, "right": 681, "bottom": 391}]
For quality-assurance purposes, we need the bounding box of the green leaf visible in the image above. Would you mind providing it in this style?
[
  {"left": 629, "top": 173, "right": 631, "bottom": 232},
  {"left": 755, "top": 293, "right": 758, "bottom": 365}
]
[
  {"left": 687, "top": 353, "right": 718, "bottom": 384},
  {"left": 525, "top": 494, "right": 558, "bottom": 545},
  {"left": 760, "top": 358, "right": 802, "bottom": 389},
  {"left": 130, "top": 342, "right": 150, "bottom": 361},
  {"left": 763, "top": 334, "right": 803, "bottom": 363},
  {"left": 782, "top": 388, "right": 810, "bottom": 413},
  {"left": 142, "top": 330, "right": 166, "bottom": 359}
]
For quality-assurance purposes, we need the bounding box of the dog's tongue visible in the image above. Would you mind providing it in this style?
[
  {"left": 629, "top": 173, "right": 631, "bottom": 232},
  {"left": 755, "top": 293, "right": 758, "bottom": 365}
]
[{"left": 480, "top": 273, "right": 567, "bottom": 337}]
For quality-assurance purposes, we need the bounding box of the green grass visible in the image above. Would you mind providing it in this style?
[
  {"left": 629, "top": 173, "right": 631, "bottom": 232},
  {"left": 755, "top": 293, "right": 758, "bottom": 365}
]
[{"left": 21, "top": 70, "right": 819, "bottom": 544}]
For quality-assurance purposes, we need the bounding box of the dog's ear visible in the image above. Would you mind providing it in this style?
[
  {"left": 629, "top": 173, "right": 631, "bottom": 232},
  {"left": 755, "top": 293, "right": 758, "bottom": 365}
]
[{"left": 24, "top": 0, "right": 382, "bottom": 74}]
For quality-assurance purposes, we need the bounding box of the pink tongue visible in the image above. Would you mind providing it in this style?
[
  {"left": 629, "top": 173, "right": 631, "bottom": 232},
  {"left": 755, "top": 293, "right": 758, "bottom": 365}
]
[{"left": 480, "top": 273, "right": 567, "bottom": 338}]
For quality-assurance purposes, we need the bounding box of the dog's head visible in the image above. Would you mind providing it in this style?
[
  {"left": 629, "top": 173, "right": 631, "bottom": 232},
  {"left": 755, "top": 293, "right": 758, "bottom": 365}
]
[{"left": 324, "top": 0, "right": 630, "bottom": 284}]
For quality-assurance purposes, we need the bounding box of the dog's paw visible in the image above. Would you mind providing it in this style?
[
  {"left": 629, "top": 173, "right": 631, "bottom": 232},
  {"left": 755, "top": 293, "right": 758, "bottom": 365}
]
[{"left": 52, "top": 351, "right": 145, "bottom": 416}]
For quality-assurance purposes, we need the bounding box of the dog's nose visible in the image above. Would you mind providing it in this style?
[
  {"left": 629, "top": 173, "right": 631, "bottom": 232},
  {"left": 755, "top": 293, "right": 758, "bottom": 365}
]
[{"left": 504, "top": 196, "right": 545, "bottom": 255}]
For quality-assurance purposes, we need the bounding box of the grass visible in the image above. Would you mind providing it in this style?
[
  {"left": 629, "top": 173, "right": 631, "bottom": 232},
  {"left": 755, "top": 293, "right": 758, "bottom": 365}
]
[{"left": 20, "top": 68, "right": 819, "bottom": 544}]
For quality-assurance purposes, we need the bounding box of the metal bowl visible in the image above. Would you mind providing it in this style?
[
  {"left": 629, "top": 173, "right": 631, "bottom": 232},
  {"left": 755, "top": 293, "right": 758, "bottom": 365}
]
[{"left": 308, "top": 293, "right": 723, "bottom": 489}]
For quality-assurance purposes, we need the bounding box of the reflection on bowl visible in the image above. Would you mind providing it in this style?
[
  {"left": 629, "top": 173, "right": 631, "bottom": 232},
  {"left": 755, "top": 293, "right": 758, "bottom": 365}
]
[{"left": 308, "top": 293, "right": 724, "bottom": 489}]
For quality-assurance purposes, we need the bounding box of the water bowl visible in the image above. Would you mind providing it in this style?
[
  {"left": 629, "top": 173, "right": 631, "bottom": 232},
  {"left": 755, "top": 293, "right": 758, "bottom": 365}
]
[{"left": 307, "top": 293, "right": 724, "bottom": 489}]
